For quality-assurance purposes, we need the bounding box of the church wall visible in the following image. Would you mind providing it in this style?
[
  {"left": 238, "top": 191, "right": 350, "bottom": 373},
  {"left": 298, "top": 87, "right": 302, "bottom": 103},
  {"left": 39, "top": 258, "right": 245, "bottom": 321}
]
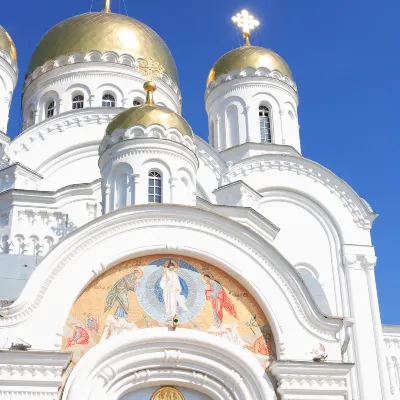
[{"left": 258, "top": 199, "right": 339, "bottom": 315}]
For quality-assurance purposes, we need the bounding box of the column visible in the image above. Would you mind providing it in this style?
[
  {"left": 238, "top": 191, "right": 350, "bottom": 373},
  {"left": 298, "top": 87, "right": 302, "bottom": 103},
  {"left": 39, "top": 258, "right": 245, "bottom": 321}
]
[
  {"left": 169, "top": 176, "right": 178, "bottom": 204},
  {"left": 343, "top": 251, "right": 385, "bottom": 399},
  {"left": 89, "top": 94, "right": 96, "bottom": 107},
  {"left": 57, "top": 98, "right": 64, "bottom": 115},
  {"left": 104, "top": 184, "right": 111, "bottom": 213},
  {"left": 243, "top": 105, "right": 251, "bottom": 142},
  {"left": 133, "top": 173, "right": 141, "bottom": 204},
  {"left": 363, "top": 256, "right": 391, "bottom": 399},
  {"left": 215, "top": 115, "right": 221, "bottom": 152},
  {"left": 386, "top": 357, "right": 396, "bottom": 395},
  {"left": 279, "top": 109, "right": 285, "bottom": 144}
]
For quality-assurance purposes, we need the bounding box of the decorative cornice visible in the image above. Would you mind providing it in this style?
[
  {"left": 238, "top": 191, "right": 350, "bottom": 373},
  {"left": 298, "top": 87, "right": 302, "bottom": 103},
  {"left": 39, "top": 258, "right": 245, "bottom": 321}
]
[
  {"left": 100, "top": 124, "right": 196, "bottom": 155},
  {"left": 205, "top": 67, "right": 297, "bottom": 97},
  {"left": 103, "top": 146, "right": 199, "bottom": 173},
  {"left": 24, "top": 51, "right": 179, "bottom": 94},
  {"left": 10, "top": 108, "right": 119, "bottom": 157},
  {"left": 225, "top": 154, "right": 376, "bottom": 229},
  {"left": 0, "top": 350, "right": 71, "bottom": 398},
  {"left": 269, "top": 360, "right": 353, "bottom": 396}
]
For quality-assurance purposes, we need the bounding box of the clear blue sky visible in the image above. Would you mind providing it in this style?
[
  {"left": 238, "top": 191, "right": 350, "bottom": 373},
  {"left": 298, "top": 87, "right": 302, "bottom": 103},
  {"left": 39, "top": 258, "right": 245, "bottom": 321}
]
[{"left": 2, "top": 0, "right": 399, "bottom": 323}]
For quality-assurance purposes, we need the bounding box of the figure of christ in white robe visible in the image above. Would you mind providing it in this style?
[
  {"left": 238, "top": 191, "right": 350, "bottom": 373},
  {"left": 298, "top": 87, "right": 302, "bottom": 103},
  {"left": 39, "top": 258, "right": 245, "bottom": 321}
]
[{"left": 160, "top": 265, "right": 188, "bottom": 321}]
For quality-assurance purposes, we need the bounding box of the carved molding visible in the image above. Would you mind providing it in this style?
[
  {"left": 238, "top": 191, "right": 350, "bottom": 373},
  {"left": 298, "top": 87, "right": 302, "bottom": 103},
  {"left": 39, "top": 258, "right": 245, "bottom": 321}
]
[
  {"left": 205, "top": 67, "right": 297, "bottom": 97},
  {"left": 11, "top": 109, "right": 119, "bottom": 156},
  {"left": 24, "top": 51, "right": 179, "bottom": 95},
  {"left": 0, "top": 350, "right": 71, "bottom": 399},
  {"left": 226, "top": 156, "right": 376, "bottom": 229},
  {"left": 62, "top": 329, "right": 272, "bottom": 400},
  {"left": 100, "top": 124, "right": 196, "bottom": 154},
  {"left": 269, "top": 360, "right": 353, "bottom": 398}
]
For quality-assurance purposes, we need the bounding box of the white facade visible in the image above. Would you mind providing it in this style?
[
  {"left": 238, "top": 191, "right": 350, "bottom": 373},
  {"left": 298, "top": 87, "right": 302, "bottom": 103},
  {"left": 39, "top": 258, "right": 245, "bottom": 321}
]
[{"left": 0, "top": 6, "right": 397, "bottom": 400}]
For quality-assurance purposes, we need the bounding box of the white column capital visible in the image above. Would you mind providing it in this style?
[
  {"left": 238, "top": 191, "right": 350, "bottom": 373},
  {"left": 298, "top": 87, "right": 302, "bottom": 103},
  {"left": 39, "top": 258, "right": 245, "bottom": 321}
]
[{"left": 362, "top": 255, "right": 377, "bottom": 270}]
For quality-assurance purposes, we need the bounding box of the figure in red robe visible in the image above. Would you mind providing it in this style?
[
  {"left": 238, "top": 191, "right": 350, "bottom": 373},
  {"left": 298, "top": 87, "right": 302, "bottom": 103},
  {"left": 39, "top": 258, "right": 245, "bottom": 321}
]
[
  {"left": 203, "top": 274, "right": 237, "bottom": 326},
  {"left": 65, "top": 325, "right": 89, "bottom": 348}
]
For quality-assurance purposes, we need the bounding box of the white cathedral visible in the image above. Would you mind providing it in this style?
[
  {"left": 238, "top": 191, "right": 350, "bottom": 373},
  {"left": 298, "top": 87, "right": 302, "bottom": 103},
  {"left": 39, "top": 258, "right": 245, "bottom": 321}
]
[{"left": 0, "top": 2, "right": 398, "bottom": 400}]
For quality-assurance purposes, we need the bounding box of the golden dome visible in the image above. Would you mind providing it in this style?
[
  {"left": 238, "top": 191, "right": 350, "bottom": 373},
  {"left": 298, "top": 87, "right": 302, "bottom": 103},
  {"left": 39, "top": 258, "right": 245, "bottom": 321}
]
[
  {"left": 207, "top": 45, "right": 292, "bottom": 87},
  {"left": 27, "top": 12, "right": 178, "bottom": 82},
  {"left": 0, "top": 26, "right": 17, "bottom": 61},
  {"left": 106, "top": 103, "right": 193, "bottom": 137}
]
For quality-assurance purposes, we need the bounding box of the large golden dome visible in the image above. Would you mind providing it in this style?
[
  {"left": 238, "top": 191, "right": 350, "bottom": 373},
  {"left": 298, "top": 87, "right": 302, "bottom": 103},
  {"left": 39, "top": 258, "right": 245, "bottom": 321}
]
[
  {"left": 27, "top": 12, "right": 178, "bottom": 82},
  {"left": 207, "top": 45, "right": 292, "bottom": 87},
  {"left": 106, "top": 102, "right": 193, "bottom": 137},
  {"left": 0, "top": 26, "right": 17, "bottom": 61}
]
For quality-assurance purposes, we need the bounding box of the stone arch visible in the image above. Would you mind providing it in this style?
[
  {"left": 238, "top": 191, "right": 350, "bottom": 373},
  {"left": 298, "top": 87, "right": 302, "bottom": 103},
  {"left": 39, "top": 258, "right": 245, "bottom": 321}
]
[
  {"left": 0, "top": 206, "right": 343, "bottom": 358},
  {"left": 62, "top": 329, "right": 276, "bottom": 400}
]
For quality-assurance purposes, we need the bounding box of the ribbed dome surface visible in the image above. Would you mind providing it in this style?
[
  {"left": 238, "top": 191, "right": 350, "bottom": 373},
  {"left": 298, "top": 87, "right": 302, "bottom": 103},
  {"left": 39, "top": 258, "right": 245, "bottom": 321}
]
[
  {"left": 207, "top": 46, "right": 292, "bottom": 86},
  {"left": 106, "top": 104, "right": 193, "bottom": 137},
  {"left": 27, "top": 12, "right": 178, "bottom": 83},
  {"left": 0, "top": 26, "right": 17, "bottom": 61}
]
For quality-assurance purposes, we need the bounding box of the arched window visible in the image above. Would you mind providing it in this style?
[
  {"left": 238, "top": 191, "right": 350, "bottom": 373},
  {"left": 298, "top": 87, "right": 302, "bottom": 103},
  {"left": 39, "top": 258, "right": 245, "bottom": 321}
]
[
  {"left": 133, "top": 99, "right": 142, "bottom": 107},
  {"left": 148, "top": 171, "right": 162, "bottom": 203},
  {"left": 259, "top": 105, "right": 272, "bottom": 143},
  {"left": 102, "top": 94, "right": 116, "bottom": 107},
  {"left": 72, "top": 94, "right": 84, "bottom": 109},
  {"left": 47, "top": 101, "right": 55, "bottom": 118}
]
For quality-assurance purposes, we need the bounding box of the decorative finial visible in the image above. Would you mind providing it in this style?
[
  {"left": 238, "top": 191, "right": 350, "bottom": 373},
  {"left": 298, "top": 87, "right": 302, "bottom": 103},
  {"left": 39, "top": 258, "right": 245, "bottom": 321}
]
[
  {"left": 102, "top": 0, "right": 111, "bottom": 13},
  {"left": 135, "top": 57, "right": 165, "bottom": 104},
  {"left": 232, "top": 9, "right": 260, "bottom": 46}
]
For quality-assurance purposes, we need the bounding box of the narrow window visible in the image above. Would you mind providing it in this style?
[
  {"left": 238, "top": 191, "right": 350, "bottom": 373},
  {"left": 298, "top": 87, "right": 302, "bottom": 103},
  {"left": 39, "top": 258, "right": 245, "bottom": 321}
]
[
  {"left": 259, "top": 105, "right": 272, "bottom": 143},
  {"left": 47, "top": 101, "right": 55, "bottom": 118},
  {"left": 72, "top": 94, "right": 84, "bottom": 109},
  {"left": 102, "top": 94, "right": 116, "bottom": 107},
  {"left": 133, "top": 99, "right": 142, "bottom": 107},
  {"left": 148, "top": 171, "right": 162, "bottom": 203}
]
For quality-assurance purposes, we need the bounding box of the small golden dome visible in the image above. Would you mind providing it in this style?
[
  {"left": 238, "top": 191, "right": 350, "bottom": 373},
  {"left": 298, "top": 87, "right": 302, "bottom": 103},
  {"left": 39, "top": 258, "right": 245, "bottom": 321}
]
[
  {"left": 0, "top": 26, "right": 17, "bottom": 61},
  {"left": 27, "top": 12, "right": 178, "bottom": 82},
  {"left": 106, "top": 104, "right": 193, "bottom": 137},
  {"left": 207, "top": 46, "right": 292, "bottom": 87}
]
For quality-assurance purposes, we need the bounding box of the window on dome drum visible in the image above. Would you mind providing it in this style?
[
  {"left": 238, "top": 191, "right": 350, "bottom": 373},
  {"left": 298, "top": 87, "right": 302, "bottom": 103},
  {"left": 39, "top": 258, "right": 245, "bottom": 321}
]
[
  {"left": 133, "top": 99, "right": 142, "bottom": 107},
  {"left": 72, "top": 95, "right": 84, "bottom": 110},
  {"left": 102, "top": 94, "right": 116, "bottom": 107},
  {"left": 47, "top": 101, "right": 55, "bottom": 119},
  {"left": 148, "top": 171, "right": 162, "bottom": 203},
  {"left": 259, "top": 105, "right": 272, "bottom": 143}
]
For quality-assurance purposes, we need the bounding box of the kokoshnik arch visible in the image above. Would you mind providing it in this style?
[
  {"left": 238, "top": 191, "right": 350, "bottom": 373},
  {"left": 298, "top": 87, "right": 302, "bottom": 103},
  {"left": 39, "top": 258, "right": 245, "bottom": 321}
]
[{"left": 0, "top": 2, "right": 397, "bottom": 400}]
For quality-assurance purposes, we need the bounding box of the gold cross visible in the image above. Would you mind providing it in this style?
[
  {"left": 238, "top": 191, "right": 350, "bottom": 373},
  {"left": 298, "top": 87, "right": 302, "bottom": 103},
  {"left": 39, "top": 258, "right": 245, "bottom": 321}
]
[
  {"left": 136, "top": 57, "right": 165, "bottom": 80},
  {"left": 232, "top": 9, "right": 260, "bottom": 46}
]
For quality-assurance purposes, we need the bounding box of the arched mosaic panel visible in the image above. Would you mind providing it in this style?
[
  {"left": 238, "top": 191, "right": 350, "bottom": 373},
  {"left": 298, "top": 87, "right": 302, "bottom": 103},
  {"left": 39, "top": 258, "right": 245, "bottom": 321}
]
[{"left": 63, "top": 255, "right": 276, "bottom": 368}]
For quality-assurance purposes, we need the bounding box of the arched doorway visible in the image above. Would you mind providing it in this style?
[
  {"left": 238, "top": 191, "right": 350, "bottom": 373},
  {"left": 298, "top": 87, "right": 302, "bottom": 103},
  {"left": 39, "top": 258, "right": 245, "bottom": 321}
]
[{"left": 61, "top": 328, "right": 276, "bottom": 400}]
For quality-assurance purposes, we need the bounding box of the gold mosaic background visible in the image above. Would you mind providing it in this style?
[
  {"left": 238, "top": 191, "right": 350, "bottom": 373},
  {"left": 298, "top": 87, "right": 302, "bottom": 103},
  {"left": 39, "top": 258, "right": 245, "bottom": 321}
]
[{"left": 63, "top": 255, "right": 275, "bottom": 368}]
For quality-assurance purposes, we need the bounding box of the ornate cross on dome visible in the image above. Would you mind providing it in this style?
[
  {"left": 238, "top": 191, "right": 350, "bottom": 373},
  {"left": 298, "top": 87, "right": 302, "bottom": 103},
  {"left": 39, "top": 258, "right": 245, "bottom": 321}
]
[
  {"left": 136, "top": 56, "right": 165, "bottom": 80},
  {"left": 232, "top": 9, "right": 260, "bottom": 46},
  {"left": 135, "top": 57, "right": 165, "bottom": 104}
]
